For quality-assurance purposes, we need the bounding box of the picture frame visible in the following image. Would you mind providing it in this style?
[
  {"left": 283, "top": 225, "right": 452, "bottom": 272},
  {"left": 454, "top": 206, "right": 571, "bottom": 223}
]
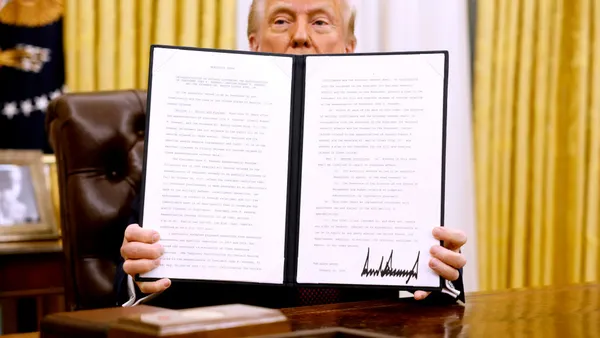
[
  {"left": 42, "top": 153, "right": 61, "bottom": 233},
  {"left": 0, "top": 149, "right": 60, "bottom": 243}
]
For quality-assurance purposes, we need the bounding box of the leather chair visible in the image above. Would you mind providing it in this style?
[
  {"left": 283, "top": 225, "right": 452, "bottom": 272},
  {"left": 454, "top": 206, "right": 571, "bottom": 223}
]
[{"left": 45, "top": 90, "right": 147, "bottom": 311}]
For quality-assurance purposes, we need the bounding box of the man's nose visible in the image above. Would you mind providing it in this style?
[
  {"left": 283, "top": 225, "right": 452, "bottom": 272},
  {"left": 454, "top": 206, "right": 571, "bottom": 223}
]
[{"left": 290, "top": 19, "right": 311, "bottom": 49}]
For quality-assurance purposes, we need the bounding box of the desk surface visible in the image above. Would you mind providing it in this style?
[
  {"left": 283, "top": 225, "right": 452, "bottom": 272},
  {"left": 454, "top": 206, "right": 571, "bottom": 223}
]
[
  {"left": 282, "top": 282, "right": 600, "bottom": 337},
  {"left": 2, "top": 283, "right": 599, "bottom": 337}
]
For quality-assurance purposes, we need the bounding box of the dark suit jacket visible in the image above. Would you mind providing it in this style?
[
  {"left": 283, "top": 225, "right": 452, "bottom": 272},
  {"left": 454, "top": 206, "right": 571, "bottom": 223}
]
[{"left": 114, "top": 195, "right": 465, "bottom": 309}]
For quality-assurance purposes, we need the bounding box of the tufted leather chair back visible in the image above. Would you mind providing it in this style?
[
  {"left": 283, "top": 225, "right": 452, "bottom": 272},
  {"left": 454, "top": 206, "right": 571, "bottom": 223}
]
[{"left": 45, "top": 90, "right": 147, "bottom": 311}]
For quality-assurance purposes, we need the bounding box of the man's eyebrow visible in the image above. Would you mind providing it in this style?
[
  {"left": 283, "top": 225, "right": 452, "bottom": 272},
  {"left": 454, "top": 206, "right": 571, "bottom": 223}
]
[{"left": 266, "top": 3, "right": 338, "bottom": 20}]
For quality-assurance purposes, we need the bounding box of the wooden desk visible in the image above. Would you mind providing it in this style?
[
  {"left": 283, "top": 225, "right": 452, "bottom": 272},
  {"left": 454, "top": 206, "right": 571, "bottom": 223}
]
[
  {"left": 1, "top": 283, "right": 599, "bottom": 337},
  {"left": 282, "top": 283, "right": 600, "bottom": 336},
  {"left": 0, "top": 240, "right": 65, "bottom": 334}
]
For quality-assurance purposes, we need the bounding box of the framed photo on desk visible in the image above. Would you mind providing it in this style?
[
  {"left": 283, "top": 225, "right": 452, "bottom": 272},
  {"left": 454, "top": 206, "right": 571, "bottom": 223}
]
[
  {"left": 0, "top": 149, "right": 60, "bottom": 243},
  {"left": 42, "top": 154, "right": 61, "bottom": 232}
]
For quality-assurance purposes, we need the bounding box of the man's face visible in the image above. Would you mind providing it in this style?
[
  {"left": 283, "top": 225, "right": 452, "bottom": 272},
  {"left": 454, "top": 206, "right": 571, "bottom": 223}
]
[{"left": 249, "top": 0, "right": 355, "bottom": 55}]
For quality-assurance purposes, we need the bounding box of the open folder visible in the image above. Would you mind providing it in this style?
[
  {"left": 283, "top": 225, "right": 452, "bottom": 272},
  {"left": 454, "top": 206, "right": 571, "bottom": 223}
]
[{"left": 136, "top": 45, "right": 449, "bottom": 292}]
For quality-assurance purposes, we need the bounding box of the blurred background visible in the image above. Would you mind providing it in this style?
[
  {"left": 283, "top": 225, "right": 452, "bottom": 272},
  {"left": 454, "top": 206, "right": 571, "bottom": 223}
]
[{"left": 0, "top": 0, "right": 598, "bottom": 334}]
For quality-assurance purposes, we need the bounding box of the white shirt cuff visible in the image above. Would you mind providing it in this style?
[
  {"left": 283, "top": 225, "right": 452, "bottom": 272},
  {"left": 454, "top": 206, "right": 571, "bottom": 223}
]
[
  {"left": 121, "top": 274, "right": 163, "bottom": 307},
  {"left": 441, "top": 279, "right": 461, "bottom": 298},
  {"left": 399, "top": 280, "right": 462, "bottom": 301}
]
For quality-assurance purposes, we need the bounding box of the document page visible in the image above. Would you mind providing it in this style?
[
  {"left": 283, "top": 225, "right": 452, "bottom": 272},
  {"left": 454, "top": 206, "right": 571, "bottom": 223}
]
[
  {"left": 296, "top": 52, "right": 446, "bottom": 288},
  {"left": 141, "top": 47, "right": 293, "bottom": 284}
]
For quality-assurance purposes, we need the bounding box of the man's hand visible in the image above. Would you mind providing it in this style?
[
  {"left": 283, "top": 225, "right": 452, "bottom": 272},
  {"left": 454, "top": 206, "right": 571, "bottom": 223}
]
[
  {"left": 120, "top": 224, "right": 171, "bottom": 294},
  {"left": 414, "top": 226, "right": 467, "bottom": 301}
]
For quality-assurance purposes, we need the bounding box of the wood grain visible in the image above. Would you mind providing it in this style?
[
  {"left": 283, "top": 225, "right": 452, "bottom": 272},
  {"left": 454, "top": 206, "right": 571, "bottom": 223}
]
[{"left": 1, "top": 283, "right": 599, "bottom": 337}]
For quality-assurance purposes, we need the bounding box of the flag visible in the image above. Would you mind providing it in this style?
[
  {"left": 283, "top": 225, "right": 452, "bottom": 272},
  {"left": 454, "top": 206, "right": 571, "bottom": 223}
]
[{"left": 0, "top": 0, "right": 66, "bottom": 153}]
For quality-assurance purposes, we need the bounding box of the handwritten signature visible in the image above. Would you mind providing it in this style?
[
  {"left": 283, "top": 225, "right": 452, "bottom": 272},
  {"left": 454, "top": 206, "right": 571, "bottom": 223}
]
[{"left": 360, "top": 248, "right": 419, "bottom": 283}]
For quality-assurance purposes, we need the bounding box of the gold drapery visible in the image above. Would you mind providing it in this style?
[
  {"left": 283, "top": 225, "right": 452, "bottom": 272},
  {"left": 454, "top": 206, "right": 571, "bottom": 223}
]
[
  {"left": 474, "top": 0, "right": 600, "bottom": 290},
  {"left": 63, "top": 0, "right": 237, "bottom": 92}
]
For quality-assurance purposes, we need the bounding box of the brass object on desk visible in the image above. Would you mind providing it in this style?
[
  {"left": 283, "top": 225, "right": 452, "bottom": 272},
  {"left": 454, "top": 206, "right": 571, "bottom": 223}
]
[{"left": 108, "top": 304, "right": 291, "bottom": 338}]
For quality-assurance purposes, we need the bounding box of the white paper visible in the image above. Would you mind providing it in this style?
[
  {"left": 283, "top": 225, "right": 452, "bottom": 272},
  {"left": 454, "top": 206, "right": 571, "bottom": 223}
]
[
  {"left": 296, "top": 53, "right": 446, "bottom": 288},
  {"left": 141, "top": 47, "right": 293, "bottom": 284}
]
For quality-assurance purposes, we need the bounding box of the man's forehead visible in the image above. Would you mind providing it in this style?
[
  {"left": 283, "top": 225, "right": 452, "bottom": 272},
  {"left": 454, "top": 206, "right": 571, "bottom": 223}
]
[{"left": 264, "top": 0, "right": 344, "bottom": 14}]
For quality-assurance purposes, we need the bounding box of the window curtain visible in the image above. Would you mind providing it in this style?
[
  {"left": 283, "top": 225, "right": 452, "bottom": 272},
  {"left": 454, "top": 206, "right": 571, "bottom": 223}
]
[
  {"left": 474, "top": 0, "right": 600, "bottom": 291},
  {"left": 63, "top": 0, "right": 237, "bottom": 92}
]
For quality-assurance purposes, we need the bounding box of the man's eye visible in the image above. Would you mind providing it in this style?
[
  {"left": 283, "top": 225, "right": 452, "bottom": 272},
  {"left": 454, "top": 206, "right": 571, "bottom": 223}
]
[
  {"left": 274, "top": 19, "right": 288, "bottom": 25},
  {"left": 313, "top": 20, "right": 328, "bottom": 26}
]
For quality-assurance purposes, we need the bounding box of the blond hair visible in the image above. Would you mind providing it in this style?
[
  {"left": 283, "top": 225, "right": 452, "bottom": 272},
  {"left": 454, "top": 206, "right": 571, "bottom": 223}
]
[{"left": 247, "top": 0, "right": 356, "bottom": 43}]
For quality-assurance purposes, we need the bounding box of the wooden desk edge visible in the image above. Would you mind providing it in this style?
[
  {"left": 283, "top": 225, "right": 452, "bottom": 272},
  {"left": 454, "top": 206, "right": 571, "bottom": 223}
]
[
  {"left": 0, "top": 240, "right": 62, "bottom": 256},
  {"left": 0, "top": 333, "right": 39, "bottom": 338}
]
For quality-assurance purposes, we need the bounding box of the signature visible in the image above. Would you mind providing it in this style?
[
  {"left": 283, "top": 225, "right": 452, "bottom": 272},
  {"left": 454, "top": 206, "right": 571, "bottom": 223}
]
[{"left": 360, "top": 248, "right": 419, "bottom": 283}]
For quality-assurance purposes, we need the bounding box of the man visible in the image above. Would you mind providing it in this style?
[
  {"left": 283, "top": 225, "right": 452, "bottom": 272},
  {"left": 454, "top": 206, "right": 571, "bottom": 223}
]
[{"left": 115, "top": 0, "right": 468, "bottom": 309}]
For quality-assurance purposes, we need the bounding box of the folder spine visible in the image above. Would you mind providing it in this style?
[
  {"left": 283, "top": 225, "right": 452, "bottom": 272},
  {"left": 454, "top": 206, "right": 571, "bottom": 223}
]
[{"left": 283, "top": 55, "right": 306, "bottom": 285}]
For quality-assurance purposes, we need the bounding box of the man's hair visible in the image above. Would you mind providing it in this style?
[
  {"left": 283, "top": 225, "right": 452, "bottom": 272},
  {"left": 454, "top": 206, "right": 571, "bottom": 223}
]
[{"left": 247, "top": 0, "right": 356, "bottom": 43}]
